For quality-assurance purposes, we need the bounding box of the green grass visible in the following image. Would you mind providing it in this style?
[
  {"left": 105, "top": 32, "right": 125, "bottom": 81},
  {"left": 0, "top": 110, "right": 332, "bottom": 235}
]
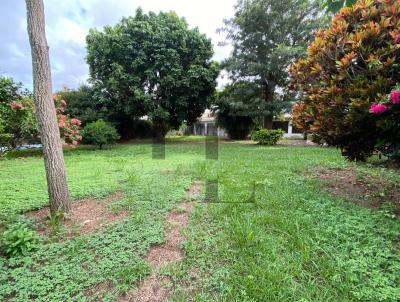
[{"left": 0, "top": 141, "right": 399, "bottom": 301}]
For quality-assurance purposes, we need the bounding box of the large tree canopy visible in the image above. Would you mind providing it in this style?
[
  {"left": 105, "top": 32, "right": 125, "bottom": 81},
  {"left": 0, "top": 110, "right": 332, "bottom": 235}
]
[
  {"left": 221, "top": 0, "right": 322, "bottom": 127},
  {"left": 86, "top": 9, "right": 219, "bottom": 137}
]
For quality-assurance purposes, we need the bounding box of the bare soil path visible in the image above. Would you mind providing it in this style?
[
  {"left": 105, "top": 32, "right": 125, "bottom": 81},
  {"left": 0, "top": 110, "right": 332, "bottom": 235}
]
[{"left": 119, "top": 181, "right": 202, "bottom": 302}]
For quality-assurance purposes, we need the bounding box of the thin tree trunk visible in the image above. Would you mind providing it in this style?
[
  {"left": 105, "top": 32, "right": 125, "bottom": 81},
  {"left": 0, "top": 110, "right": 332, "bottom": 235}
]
[
  {"left": 263, "top": 117, "right": 273, "bottom": 129},
  {"left": 26, "top": 0, "right": 71, "bottom": 215},
  {"left": 263, "top": 80, "right": 274, "bottom": 129}
]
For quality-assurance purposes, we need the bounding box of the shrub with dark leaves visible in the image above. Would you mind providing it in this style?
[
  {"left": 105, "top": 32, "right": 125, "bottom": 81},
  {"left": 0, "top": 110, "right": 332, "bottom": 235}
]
[{"left": 290, "top": 0, "right": 400, "bottom": 162}]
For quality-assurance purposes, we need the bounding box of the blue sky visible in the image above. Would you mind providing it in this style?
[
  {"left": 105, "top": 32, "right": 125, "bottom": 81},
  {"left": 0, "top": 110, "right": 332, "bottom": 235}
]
[{"left": 0, "top": 0, "right": 235, "bottom": 91}]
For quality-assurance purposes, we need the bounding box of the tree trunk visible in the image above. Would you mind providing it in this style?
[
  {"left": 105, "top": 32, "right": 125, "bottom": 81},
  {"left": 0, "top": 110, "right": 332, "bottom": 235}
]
[
  {"left": 263, "top": 117, "right": 273, "bottom": 130},
  {"left": 26, "top": 0, "right": 71, "bottom": 215},
  {"left": 262, "top": 80, "right": 274, "bottom": 129}
]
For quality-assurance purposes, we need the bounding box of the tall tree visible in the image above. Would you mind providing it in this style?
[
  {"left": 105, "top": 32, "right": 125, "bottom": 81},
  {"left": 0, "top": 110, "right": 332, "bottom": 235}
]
[
  {"left": 26, "top": 0, "right": 71, "bottom": 215},
  {"left": 86, "top": 9, "right": 219, "bottom": 137},
  {"left": 221, "top": 0, "right": 321, "bottom": 128}
]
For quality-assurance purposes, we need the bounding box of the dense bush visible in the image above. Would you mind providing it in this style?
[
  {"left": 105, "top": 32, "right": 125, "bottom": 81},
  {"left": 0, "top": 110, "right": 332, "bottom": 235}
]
[
  {"left": 82, "top": 120, "right": 120, "bottom": 149},
  {"left": 0, "top": 77, "right": 38, "bottom": 153},
  {"left": 0, "top": 76, "right": 82, "bottom": 152},
  {"left": 252, "top": 129, "right": 284, "bottom": 145},
  {"left": 1, "top": 224, "right": 40, "bottom": 258},
  {"left": 289, "top": 0, "right": 400, "bottom": 161}
]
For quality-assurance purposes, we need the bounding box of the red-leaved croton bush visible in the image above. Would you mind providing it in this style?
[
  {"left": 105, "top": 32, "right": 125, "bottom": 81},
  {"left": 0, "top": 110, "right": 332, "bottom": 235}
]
[
  {"left": 289, "top": 0, "right": 400, "bottom": 162},
  {"left": 53, "top": 94, "right": 82, "bottom": 148}
]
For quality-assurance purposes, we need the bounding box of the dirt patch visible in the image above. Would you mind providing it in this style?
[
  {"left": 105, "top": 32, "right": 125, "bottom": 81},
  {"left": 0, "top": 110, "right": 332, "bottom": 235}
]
[
  {"left": 144, "top": 205, "right": 193, "bottom": 268},
  {"left": 119, "top": 276, "right": 172, "bottom": 302},
  {"left": 84, "top": 281, "right": 114, "bottom": 302},
  {"left": 26, "top": 191, "right": 126, "bottom": 237},
  {"left": 310, "top": 167, "right": 400, "bottom": 215},
  {"left": 119, "top": 183, "right": 201, "bottom": 302},
  {"left": 280, "top": 139, "right": 317, "bottom": 147},
  {"left": 186, "top": 181, "right": 202, "bottom": 200}
]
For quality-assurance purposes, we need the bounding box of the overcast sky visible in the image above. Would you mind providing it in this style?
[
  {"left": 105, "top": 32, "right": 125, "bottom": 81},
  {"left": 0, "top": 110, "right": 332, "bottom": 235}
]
[{"left": 0, "top": 0, "right": 235, "bottom": 91}]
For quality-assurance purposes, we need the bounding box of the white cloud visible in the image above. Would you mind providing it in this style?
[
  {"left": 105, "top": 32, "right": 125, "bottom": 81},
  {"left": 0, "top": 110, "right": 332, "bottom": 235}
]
[{"left": 0, "top": 0, "right": 235, "bottom": 90}]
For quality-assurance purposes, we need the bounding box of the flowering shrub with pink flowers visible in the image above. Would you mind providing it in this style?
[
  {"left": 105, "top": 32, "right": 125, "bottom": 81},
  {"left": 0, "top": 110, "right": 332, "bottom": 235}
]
[
  {"left": 0, "top": 96, "right": 38, "bottom": 150},
  {"left": 53, "top": 95, "right": 82, "bottom": 148},
  {"left": 369, "top": 86, "right": 400, "bottom": 162},
  {"left": 370, "top": 88, "right": 400, "bottom": 115},
  {"left": 1, "top": 84, "right": 82, "bottom": 154}
]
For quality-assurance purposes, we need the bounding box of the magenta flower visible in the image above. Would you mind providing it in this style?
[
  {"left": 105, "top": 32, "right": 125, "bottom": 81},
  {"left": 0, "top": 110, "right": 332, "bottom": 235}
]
[
  {"left": 370, "top": 103, "right": 387, "bottom": 114},
  {"left": 389, "top": 90, "right": 400, "bottom": 104}
]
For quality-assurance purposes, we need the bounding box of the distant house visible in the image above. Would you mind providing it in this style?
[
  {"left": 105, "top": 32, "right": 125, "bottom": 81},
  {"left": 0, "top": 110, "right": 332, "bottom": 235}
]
[
  {"left": 190, "top": 110, "right": 227, "bottom": 137},
  {"left": 271, "top": 113, "right": 304, "bottom": 138},
  {"left": 190, "top": 110, "right": 303, "bottom": 138}
]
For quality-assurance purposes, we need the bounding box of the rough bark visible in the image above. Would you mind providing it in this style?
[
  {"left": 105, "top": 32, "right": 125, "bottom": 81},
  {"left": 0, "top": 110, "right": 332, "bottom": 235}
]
[{"left": 26, "top": 0, "right": 71, "bottom": 215}]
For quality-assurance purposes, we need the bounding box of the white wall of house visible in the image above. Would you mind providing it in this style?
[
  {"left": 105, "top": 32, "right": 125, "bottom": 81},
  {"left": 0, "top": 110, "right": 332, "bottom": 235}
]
[{"left": 192, "top": 110, "right": 303, "bottom": 138}]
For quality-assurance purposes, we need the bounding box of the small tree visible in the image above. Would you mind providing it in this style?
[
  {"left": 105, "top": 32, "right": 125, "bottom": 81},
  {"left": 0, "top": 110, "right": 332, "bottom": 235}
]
[{"left": 82, "top": 120, "right": 120, "bottom": 149}]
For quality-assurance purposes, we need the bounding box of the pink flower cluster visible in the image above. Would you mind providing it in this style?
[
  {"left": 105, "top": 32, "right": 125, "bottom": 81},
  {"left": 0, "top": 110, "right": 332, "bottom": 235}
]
[
  {"left": 370, "top": 103, "right": 387, "bottom": 114},
  {"left": 389, "top": 91, "right": 400, "bottom": 104},
  {"left": 10, "top": 101, "right": 24, "bottom": 111},
  {"left": 370, "top": 89, "right": 400, "bottom": 115},
  {"left": 53, "top": 94, "right": 82, "bottom": 148}
]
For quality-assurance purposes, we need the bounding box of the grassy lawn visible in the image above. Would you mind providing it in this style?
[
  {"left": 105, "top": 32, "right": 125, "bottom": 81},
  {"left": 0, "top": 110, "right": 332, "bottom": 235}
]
[{"left": 0, "top": 140, "right": 399, "bottom": 301}]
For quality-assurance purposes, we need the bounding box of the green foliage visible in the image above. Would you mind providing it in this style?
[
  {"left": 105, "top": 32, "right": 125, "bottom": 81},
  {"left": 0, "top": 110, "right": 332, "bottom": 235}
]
[
  {"left": 221, "top": 0, "right": 322, "bottom": 126},
  {"left": 58, "top": 84, "right": 107, "bottom": 125},
  {"left": 323, "top": 0, "right": 356, "bottom": 12},
  {"left": 252, "top": 129, "right": 284, "bottom": 145},
  {"left": 290, "top": 0, "right": 400, "bottom": 161},
  {"left": 86, "top": 9, "right": 219, "bottom": 137},
  {"left": 0, "top": 76, "right": 39, "bottom": 150},
  {"left": 0, "top": 76, "right": 22, "bottom": 101},
  {"left": 82, "top": 120, "right": 120, "bottom": 149},
  {"left": 213, "top": 83, "right": 256, "bottom": 139},
  {"left": 0, "top": 117, "right": 13, "bottom": 157},
  {"left": 1, "top": 224, "right": 40, "bottom": 258}
]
